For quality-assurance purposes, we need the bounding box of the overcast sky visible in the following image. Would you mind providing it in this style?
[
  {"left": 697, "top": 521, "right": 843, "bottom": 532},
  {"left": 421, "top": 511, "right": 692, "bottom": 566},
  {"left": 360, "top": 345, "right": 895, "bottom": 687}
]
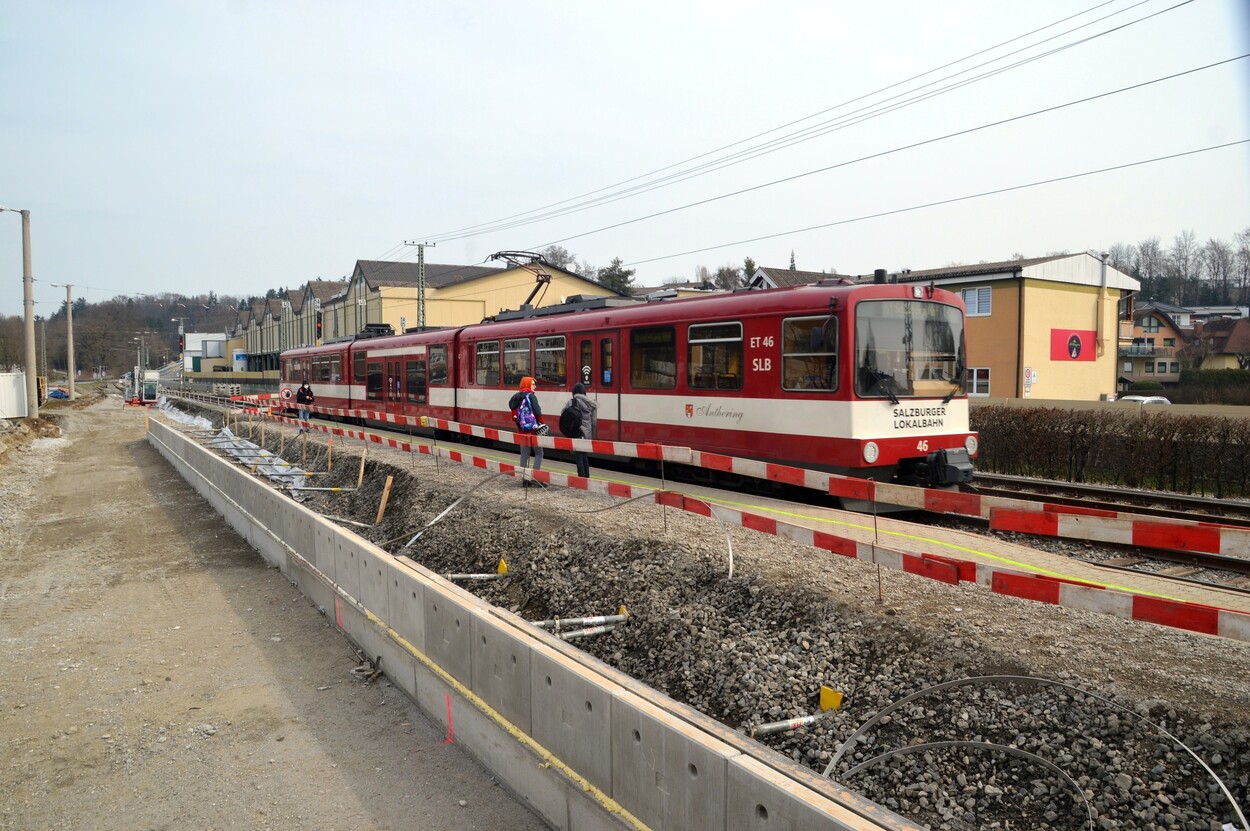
[{"left": 2, "top": 0, "right": 1248, "bottom": 318}]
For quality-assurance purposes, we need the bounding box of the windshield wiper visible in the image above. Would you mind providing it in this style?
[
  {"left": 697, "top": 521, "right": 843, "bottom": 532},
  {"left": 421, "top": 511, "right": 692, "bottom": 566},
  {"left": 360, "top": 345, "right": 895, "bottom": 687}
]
[
  {"left": 864, "top": 368, "right": 900, "bottom": 404},
  {"left": 942, "top": 363, "right": 965, "bottom": 404}
]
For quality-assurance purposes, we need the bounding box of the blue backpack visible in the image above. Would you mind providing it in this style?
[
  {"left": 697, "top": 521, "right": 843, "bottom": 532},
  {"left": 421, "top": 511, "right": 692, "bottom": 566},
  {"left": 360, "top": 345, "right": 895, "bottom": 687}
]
[{"left": 515, "top": 393, "right": 539, "bottom": 432}]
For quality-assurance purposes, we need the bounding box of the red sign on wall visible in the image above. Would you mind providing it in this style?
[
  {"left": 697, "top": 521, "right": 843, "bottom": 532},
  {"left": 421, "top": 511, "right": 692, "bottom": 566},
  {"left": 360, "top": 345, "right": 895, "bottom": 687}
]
[{"left": 1050, "top": 329, "right": 1097, "bottom": 361}]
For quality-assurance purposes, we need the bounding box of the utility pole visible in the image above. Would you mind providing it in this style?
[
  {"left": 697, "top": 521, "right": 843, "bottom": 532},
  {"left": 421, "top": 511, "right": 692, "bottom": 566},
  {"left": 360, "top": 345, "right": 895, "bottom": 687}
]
[
  {"left": 0, "top": 207, "right": 37, "bottom": 417},
  {"left": 53, "top": 283, "right": 75, "bottom": 399},
  {"left": 404, "top": 240, "right": 435, "bottom": 329},
  {"left": 40, "top": 317, "right": 47, "bottom": 380}
]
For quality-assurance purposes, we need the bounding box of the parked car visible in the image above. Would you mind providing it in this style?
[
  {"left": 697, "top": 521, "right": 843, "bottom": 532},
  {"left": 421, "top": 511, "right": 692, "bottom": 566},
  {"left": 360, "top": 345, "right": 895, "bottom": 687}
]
[{"left": 1117, "top": 395, "right": 1171, "bottom": 404}]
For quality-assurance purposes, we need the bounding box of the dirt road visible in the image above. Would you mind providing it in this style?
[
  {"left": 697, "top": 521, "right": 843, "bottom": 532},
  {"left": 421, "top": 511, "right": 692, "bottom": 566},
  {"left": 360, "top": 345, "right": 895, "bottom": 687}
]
[{"left": 0, "top": 393, "right": 548, "bottom": 830}]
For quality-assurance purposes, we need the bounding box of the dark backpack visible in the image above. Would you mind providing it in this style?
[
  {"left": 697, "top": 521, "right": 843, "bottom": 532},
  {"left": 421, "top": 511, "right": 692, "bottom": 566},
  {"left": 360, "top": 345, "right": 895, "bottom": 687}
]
[
  {"left": 559, "top": 399, "right": 581, "bottom": 438},
  {"left": 514, "top": 393, "right": 539, "bottom": 432}
]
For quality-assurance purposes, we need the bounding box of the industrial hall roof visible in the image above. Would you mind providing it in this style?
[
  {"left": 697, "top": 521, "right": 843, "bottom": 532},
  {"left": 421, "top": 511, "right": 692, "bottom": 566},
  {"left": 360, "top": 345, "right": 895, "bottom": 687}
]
[
  {"left": 351, "top": 259, "right": 504, "bottom": 289},
  {"left": 889, "top": 254, "right": 1068, "bottom": 280}
]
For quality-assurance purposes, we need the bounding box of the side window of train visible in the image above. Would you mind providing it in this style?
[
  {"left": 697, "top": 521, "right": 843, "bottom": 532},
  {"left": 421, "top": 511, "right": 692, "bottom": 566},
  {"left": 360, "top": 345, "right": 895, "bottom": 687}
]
[
  {"left": 366, "top": 360, "right": 384, "bottom": 400},
  {"left": 503, "top": 338, "right": 531, "bottom": 386},
  {"left": 476, "top": 341, "right": 500, "bottom": 385},
  {"left": 781, "top": 316, "right": 838, "bottom": 391},
  {"left": 630, "top": 327, "right": 676, "bottom": 389},
  {"left": 428, "top": 344, "right": 448, "bottom": 385},
  {"left": 354, "top": 352, "right": 366, "bottom": 385},
  {"left": 536, "top": 336, "right": 567, "bottom": 386},
  {"left": 406, "top": 358, "right": 427, "bottom": 404},
  {"left": 688, "top": 321, "right": 742, "bottom": 390},
  {"left": 330, "top": 358, "right": 341, "bottom": 384}
]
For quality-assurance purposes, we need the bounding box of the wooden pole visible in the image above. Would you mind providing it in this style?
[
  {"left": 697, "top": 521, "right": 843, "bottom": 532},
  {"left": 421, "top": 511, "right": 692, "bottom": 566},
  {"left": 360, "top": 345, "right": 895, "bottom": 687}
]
[
  {"left": 375, "top": 475, "right": 394, "bottom": 524},
  {"left": 328, "top": 437, "right": 333, "bottom": 471},
  {"left": 356, "top": 447, "right": 367, "bottom": 489},
  {"left": 301, "top": 430, "right": 307, "bottom": 468}
]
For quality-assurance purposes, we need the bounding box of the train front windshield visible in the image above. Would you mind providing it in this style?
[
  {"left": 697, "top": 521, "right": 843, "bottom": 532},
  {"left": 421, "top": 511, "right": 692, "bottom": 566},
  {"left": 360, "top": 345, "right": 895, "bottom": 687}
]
[{"left": 854, "top": 299, "right": 965, "bottom": 401}]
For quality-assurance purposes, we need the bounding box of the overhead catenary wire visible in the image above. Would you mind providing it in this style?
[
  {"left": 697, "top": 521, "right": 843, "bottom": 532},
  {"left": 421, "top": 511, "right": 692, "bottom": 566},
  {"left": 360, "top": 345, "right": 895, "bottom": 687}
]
[
  {"left": 407, "top": 0, "right": 1166, "bottom": 245},
  {"left": 619, "top": 139, "right": 1250, "bottom": 268},
  {"left": 530, "top": 52, "right": 1246, "bottom": 252},
  {"left": 472, "top": 0, "right": 1193, "bottom": 248}
]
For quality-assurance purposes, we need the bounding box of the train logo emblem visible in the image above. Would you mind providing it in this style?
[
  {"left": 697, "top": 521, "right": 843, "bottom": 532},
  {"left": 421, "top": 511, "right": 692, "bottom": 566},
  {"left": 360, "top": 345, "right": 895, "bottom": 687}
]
[{"left": 685, "top": 404, "right": 694, "bottom": 418}]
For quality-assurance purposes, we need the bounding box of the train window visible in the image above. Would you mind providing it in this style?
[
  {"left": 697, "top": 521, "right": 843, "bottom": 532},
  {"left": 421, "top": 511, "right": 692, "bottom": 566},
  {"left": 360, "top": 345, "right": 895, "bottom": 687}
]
[
  {"left": 476, "top": 341, "right": 500, "bottom": 385},
  {"left": 429, "top": 344, "right": 448, "bottom": 385},
  {"left": 354, "top": 352, "right": 366, "bottom": 384},
  {"left": 330, "top": 357, "right": 341, "bottom": 384},
  {"left": 688, "top": 322, "right": 742, "bottom": 391},
  {"left": 630, "top": 327, "right": 676, "bottom": 389},
  {"left": 855, "top": 300, "right": 965, "bottom": 400},
  {"left": 535, "top": 336, "right": 567, "bottom": 386},
  {"left": 366, "top": 361, "right": 384, "bottom": 400},
  {"left": 503, "top": 338, "right": 531, "bottom": 386},
  {"left": 406, "top": 358, "right": 427, "bottom": 404},
  {"left": 782, "top": 316, "right": 838, "bottom": 391}
]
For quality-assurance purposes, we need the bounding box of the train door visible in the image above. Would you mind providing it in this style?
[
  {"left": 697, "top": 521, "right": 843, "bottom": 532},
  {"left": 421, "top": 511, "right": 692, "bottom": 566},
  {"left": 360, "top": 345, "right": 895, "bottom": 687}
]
[
  {"left": 386, "top": 358, "right": 403, "bottom": 409},
  {"left": 576, "top": 331, "right": 619, "bottom": 439}
]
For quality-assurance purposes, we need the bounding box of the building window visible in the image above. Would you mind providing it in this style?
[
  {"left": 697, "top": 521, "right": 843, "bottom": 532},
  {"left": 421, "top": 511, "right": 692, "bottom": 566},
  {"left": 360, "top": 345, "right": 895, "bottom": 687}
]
[
  {"left": 1170, "top": 362, "right": 1180, "bottom": 373},
  {"left": 688, "top": 322, "right": 743, "bottom": 390},
  {"left": 781, "top": 316, "right": 837, "bottom": 391},
  {"left": 1142, "top": 316, "right": 1161, "bottom": 333},
  {"left": 1145, "top": 361, "right": 1155, "bottom": 373},
  {"left": 961, "top": 287, "right": 991, "bottom": 317},
  {"left": 966, "top": 367, "right": 990, "bottom": 396},
  {"left": 1163, "top": 337, "right": 1175, "bottom": 347},
  {"left": 1122, "top": 361, "right": 1133, "bottom": 373},
  {"left": 630, "top": 327, "right": 676, "bottom": 389}
]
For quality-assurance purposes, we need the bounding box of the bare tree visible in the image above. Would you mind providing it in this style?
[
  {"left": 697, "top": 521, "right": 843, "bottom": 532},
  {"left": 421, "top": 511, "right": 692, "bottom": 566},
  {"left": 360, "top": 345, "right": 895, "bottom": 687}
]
[
  {"left": 1106, "top": 242, "right": 1134, "bottom": 273},
  {"left": 713, "top": 265, "right": 741, "bottom": 291},
  {"left": 540, "top": 245, "right": 576, "bottom": 269},
  {"left": 1169, "top": 230, "right": 1199, "bottom": 304},
  {"left": 1234, "top": 227, "right": 1250, "bottom": 306},
  {"left": 694, "top": 265, "right": 712, "bottom": 285},
  {"left": 1201, "top": 238, "right": 1234, "bottom": 304},
  {"left": 1133, "top": 237, "right": 1164, "bottom": 298}
]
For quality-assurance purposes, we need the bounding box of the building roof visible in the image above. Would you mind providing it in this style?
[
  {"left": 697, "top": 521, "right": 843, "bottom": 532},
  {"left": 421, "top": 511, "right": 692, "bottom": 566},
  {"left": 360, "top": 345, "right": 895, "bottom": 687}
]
[
  {"left": 1196, "top": 318, "right": 1250, "bottom": 354},
  {"left": 353, "top": 259, "right": 504, "bottom": 289},
  {"left": 306, "top": 278, "right": 347, "bottom": 303},
  {"left": 889, "top": 255, "right": 1066, "bottom": 281},
  {"left": 1137, "top": 299, "right": 1192, "bottom": 314},
  {"left": 755, "top": 267, "right": 848, "bottom": 288}
]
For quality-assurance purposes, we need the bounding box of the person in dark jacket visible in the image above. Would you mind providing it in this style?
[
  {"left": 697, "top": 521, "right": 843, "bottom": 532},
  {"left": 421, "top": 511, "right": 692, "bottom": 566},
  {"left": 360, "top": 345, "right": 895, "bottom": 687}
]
[
  {"left": 295, "top": 381, "right": 315, "bottom": 433},
  {"left": 570, "top": 382, "right": 598, "bottom": 478},
  {"left": 507, "top": 376, "right": 544, "bottom": 487}
]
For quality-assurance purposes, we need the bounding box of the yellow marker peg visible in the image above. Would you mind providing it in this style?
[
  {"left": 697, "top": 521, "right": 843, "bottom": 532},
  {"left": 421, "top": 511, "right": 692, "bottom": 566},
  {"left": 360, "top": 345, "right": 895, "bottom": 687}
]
[
  {"left": 496, "top": 558, "right": 508, "bottom": 575},
  {"left": 819, "top": 685, "right": 844, "bottom": 712}
]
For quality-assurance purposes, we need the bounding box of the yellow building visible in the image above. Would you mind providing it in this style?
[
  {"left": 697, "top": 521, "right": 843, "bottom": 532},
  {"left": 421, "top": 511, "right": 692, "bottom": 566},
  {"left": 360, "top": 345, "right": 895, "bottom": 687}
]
[
  {"left": 1121, "top": 306, "right": 1186, "bottom": 388},
  {"left": 231, "top": 260, "right": 619, "bottom": 371},
  {"left": 890, "top": 253, "right": 1139, "bottom": 401}
]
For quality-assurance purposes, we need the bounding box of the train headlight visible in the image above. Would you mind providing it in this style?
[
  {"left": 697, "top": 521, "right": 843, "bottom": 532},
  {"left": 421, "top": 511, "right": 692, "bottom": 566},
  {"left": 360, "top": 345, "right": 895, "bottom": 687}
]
[
  {"left": 862, "top": 441, "right": 880, "bottom": 464},
  {"left": 964, "top": 435, "right": 979, "bottom": 456}
]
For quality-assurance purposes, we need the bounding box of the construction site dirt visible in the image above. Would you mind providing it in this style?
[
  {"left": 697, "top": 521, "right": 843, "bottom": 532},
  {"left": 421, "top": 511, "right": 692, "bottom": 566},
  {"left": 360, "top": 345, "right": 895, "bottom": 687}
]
[{"left": 5, "top": 390, "right": 1249, "bottom": 831}]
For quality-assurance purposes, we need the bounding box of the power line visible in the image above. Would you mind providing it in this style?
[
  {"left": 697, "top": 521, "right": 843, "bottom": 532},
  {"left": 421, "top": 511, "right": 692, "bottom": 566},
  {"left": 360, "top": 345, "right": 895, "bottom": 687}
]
[
  {"left": 529, "top": 54, "right": 1246, "bottom": 251},
  {"left": 621, "top": 140, "right": 1250, "bottom": 267},
  {"left": 412, "top": 0, "right": 1181, "bottom": 245}
]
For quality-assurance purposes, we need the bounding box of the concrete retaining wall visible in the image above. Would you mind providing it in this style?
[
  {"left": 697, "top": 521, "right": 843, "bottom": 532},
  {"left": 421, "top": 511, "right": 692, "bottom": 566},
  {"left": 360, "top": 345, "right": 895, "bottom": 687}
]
[{"left": 147, "top": 419, "right": 918, "bottom": 831}]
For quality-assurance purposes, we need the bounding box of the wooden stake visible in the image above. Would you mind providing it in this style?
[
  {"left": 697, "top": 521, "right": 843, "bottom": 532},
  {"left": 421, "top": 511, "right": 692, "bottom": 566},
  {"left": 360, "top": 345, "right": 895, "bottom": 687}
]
[
  {"left": 301, "top": 430, "right": 307, "bottom": 468},
  {"left": 356, "top": 447, "right": 367, "bottom": 489},
  {"left": 279, "top": 426, "right": 284, "bottom": 456},
  {"left": 328, "top": 437, "right": 333, "bottom": 471},
  {"left": 375, "top": 475, "right": 394, "bottom": 524}
]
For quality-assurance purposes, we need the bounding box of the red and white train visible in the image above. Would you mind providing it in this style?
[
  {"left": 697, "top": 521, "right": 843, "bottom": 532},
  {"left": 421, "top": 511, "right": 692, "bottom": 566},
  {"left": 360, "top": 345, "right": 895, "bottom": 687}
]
[{"left": 279, "top": 280, "right": 978, "bottom": 488}]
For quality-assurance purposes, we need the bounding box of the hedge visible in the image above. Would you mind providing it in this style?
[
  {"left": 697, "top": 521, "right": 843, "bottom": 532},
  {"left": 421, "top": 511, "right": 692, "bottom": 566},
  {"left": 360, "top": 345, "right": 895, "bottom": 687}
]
[{"left": 970, "top": 405, "right": 1250, "bottom": 498}]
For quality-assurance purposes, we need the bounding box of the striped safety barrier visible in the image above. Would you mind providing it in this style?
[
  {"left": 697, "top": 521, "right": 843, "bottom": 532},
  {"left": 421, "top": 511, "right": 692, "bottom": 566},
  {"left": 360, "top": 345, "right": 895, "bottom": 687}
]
[{"left": 220, "top": 396, "right": 1250, "bottom": 560}]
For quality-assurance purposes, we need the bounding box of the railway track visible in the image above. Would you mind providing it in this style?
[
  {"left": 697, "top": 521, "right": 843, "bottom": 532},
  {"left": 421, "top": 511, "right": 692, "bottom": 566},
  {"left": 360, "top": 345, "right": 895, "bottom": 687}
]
[{"left": 962, "top": 473, "right": 1250, "bottom": 596}]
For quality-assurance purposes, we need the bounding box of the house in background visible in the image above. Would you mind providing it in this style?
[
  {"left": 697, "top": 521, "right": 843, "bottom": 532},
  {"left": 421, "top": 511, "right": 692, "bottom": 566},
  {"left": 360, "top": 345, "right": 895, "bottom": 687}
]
[
  {"left": 747, "top": 253, "right": 1140, "bottom": 401},
  {"left": 1192, "top": 318, "right": 1250, "bottom": 370},
  {"left": 1120, "top": 306, "right": 1187, "bottom": 389}
]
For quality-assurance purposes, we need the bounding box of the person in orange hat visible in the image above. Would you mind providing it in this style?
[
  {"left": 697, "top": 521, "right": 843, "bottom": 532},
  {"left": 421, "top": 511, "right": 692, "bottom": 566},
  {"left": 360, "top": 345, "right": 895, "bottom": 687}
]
[{"left": 507, "top": 376, "right": 545, "bottom": 486}]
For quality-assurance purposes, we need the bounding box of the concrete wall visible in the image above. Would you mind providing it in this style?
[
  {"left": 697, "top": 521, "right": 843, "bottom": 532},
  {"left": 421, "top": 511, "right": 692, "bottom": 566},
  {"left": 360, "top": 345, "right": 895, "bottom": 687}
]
[{"left": 146, "top": 419, "right": 919, "bottom": 831}]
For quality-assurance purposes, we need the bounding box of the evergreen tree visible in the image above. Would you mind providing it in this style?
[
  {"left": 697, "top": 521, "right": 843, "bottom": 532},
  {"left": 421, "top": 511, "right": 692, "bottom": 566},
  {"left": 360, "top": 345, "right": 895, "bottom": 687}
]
[{"left": 597, "top": 258, "right": 636, "bottom": 295}]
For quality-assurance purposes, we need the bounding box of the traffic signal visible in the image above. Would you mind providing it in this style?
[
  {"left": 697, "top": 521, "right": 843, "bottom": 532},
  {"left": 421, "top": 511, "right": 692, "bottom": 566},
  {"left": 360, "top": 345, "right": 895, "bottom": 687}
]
[
  {"left": 178, "top": 335, "right": 184, "bottom": 353},
  {"left": 316, "top": 312, "right": 323, "bottom": 343}
]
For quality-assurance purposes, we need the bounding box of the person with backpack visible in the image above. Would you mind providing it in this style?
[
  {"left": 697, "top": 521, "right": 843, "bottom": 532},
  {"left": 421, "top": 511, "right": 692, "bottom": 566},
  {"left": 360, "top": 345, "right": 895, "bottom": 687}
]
[
  {"left": 295, "top": 380, "right": 315, "bottom": 433},
  {"left": 565, "top": 382, "right": 598, "bottom": 478},
  {"left": 508, "top": 376, "right": 545, "bottom": 487}
]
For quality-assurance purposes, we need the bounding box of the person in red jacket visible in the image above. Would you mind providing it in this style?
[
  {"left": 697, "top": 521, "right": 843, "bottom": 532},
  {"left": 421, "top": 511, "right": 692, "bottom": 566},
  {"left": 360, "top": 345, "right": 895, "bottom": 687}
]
[{"left": 507, "top": 376, "right": 545, "bottom": 487}]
